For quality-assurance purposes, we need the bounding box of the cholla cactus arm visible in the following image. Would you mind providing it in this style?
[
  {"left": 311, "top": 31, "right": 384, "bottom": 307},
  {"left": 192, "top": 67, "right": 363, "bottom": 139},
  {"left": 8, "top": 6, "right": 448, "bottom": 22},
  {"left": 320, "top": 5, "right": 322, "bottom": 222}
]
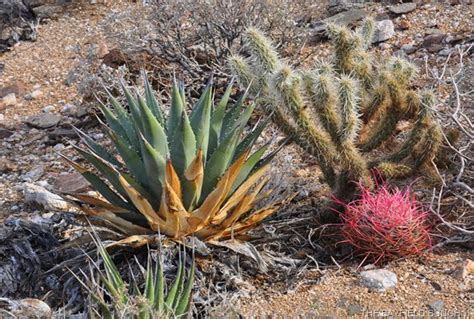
[
  {"left": 413, "top": 122, "right": 443, "bottom": 170},
  {"left": 302, "top": 72, "right": 341, "bottom": 144},
  {"left": 243, "top": 27, "right": 281, "bottom": 74},
  {"left": 357, "top": 17, "right": 375, "bottom": 49},
  {"left": 375, "top": 162, "right": 413, "bottom": 178},
  {"left": 271, "top": 65, "right": 338, "bottom": 185},
  {"left": 228, "top": 55, "right": 258, "bottom": 93},
  {"left": 326, "top": 23, "right": 361, "bottom": 75},
  {"left": 338, "top": 75, "right": 360, "bottom": 143}
]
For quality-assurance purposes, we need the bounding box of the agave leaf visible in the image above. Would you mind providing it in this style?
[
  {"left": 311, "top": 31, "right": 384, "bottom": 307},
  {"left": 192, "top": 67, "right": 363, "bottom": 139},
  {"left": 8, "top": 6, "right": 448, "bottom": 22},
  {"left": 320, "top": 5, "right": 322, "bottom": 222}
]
[
  {"left": 159, "top": 181, "right": 189, "bottom": 238},
  {"left": 108, "top": 95, "right": 140, "bottom": 150},
  {"left": 182, "top": 149, "right": 204, "bottom": 211},
  {"left": 189, "top": 151, "right": 249, "bottom": 232},
  {"left": 139, "top": 134, "right": 166, "bottom": 201},
  {"left": 59, "top": 153, "right": 133, "bottom": 211},
  {"left": 80, "top": 205, "right": 152, "bottom": 235},
  {"left": 190, "top": 83, "right": 212, "bottom": 161},
  {"left": 201, "top": 128, "right": 240, "bottom": 200},
  {"left": 220, "top": 87, "right": 249, "bottom": 142},
  {"left": 212, "top": 165, "right": 270, "bottom": 224},
  {"left": 121, "top": 82, "right": 145, "bottom": 133},
  {"left": 154, "top": 258, "right": 165, "bottom": 313},
  {"left": 118, "top": 174, "right": 164, "bottom": 231},
  {"left": 143, "top": 71, "right": 165, "bottom": 126},
  {"left": 144, "top": 258, "right": 155, "bottom": 303},
  {"left": 253, "top": 137, "right": 290, "bottom": 172},
  {"left": 230, "top": 143, "right": 270, "bottom": 194},
  {"left": 208, "top": 80, "right": 234, "bottom": 157},
  {"left": 73, "top": 127, "right": 121, "bottom": 167},
  {"left": 168, "top": 80, "right": 185, "bottom": 141},
  {"left": 170, "top": 111, "right": 197, "bottom": 176},
  {"left": 137, "top": 95, "right": 169, "bottom": 158},
  {"left": 165, "top": 261, "right": 183, "bottom": 310},
  {"left": 232, "top": 117, "right": 270, "bottom": 162},
  {"left": 70, "top": 146, "right": 132, "bottom": 202},
  {"left": 165, "top": 159, "right": 183, "bottom": 202},
  {"left": 108, "top": 130, "right": 149, "bottom": 190},
  {"left": 97, "top": 103, "right": 130, "bottom": 143},
  {"left": 175, "top": 262, "right": 194, "bottom": 316}
]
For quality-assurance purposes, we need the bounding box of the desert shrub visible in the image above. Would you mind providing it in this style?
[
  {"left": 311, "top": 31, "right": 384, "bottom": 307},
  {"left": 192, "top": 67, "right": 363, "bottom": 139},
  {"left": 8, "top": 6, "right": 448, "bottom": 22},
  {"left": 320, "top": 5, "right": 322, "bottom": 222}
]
[
  {"left": 61, "top": 73, "right": 288, "bottom": 241},
  {"left": 230, "top": 19, "right": 444, "bottom": 205},
  {"left": 338, "top": 182, "right": 432, "bottom": 263}
]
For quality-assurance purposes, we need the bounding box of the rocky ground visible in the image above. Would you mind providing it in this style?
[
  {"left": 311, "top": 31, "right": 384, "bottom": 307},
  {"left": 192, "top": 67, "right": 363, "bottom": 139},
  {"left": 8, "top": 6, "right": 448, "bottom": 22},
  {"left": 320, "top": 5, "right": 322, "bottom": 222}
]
[{"left": 0, "top": 0, "right": 473, "bottom": 317}]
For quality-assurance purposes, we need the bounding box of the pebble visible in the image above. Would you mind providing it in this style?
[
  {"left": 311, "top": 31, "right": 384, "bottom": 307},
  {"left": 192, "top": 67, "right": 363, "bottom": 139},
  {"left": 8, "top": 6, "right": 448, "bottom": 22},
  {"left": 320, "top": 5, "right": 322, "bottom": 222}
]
[
  {"left": 360, "top": 269, "right": 398, "bottom": 292},
  {"left": 2, "top": 93, "right": 17, "bottom": 106},
  {"left": 428, "top": 300, "right": 444, "bottom": 313},
  {"left": 25, "top": 113, "right": 61, "bottom": 129},
  {"left": 52, "top": 143, "right": 65, "bottom": 151},
  {"left": 24, "top": 89, "right": 43, "bottom": 100},
  {"left": 42, "top": 105, "right": 55, "bottom": 113},
  {"left": 0, "top": 298, "right": 52, "bottom": 318},
  {"left": 21, "top": 164, "right": 45, "bottom": 182}
]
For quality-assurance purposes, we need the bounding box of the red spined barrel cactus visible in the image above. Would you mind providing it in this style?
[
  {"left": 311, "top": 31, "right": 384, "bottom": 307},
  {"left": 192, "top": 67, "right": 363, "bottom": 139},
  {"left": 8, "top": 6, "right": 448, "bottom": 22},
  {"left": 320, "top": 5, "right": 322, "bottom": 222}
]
[{"left": 338, "top": 183, "right": 432, "bottom": 263}]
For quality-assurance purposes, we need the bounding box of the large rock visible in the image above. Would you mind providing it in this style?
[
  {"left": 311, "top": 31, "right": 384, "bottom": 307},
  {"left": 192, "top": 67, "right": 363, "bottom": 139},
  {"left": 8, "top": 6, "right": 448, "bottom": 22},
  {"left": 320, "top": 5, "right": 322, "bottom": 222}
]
[
  {"left": 25, "top": 113, "right": 61, "bottom": 128},
  {"left": 1, "top": 93, "right": 16, "bottom": 107},
  {"left": 0, "top": 298, "right": 52, "bottom": 318},
  {"left": 310, "top": 9, "right": 367, "bottom": 44},
  {"left": 360, "top": 269, "right": 398, "bottom": 292},
  {"left": 23, "top": 183, "right": 70, "bottom": 211},
  {"left": 373, "top": 20, "right": 395, "bottom": 43},
  {"left": 53, "top": 172, "right": 90, "bottom": 193},
  {"left": 389, "top": 3, "right": 417, "bottom": 15}
]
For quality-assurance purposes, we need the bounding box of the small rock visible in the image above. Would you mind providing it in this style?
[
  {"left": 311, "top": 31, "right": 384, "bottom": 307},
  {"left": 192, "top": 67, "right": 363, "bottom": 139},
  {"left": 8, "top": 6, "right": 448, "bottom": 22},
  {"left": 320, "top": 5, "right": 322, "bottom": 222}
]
[
  {"left": 379, "top": 43, "right": 391, "bottom": 50},
  {"left": 62, "top": 103, "right": 77, "bottom": 115},
  {"left": 0, "top": 298, "right": 51, "bottom": 318},
  {"left": 401, "top": 44, "right": 417, "bottom": 54},
  {"left": 24, "top": 89, "right": 42, "bottom": 100},
  {"left": 25, "top": 113, "right": 61, "bottom": 129},
  {"left": 427, "top": 44, "right": 444, "bottom": 53},
  {"left": 0, "top": 128, "right": 13, "bottom": 139},
  {"left": 53, "top": 143, "right": 65, "bottom": 151},
  {"left": 102, "top": 48, "right": 130, "bottom": 68},
  {"left": 438, "top": 48, "right": 453, "bottom": 56},
  {"left": 23, "top": 183, "right": 69, "bottom": 211},
  {"left": 0, "top": 81, "right": 25, "bottom": 98},
  {"left": 452, "top": 259, "right": 474, "bottom": 281},
  {"left": 53, "top": 172, "right": 90, "bottom": 193},
  {"left": 360, "top": 269, "right": 398, "bottom": 292},
  {"left": 398, "top": 18, "right": 411, "bottom": 30},
  {"left": 48, "top": 127, "right": 77, "bottom": 140},
  {"left": 42, "top": 105, "right": 55, "bottom": 113},
  {"left": 97, "top": 42, "right": 109, "bottom": 58},
  {"left": 389, "top": 3, "right": 417, "bottom": 15},
  {"left": 22, "top": 165, "right": 45, "bottom": 182},
  {"left": 2, "top": 93, "right": 17, "bottom": 106},
  {"left": 0, "top": 158, "right": 16, "bottom": 173},
  {"left": 423, "top": 33, "right": 447, "bottom": 47},
  {"left": 428, "top": 300, "right": 444, "bottom": 313},
  {"left": 373, "top": 20, "right": 395, "bottom": 43},
  {"left": 347, "top": 304, "right": 364, "bottom": 316}
]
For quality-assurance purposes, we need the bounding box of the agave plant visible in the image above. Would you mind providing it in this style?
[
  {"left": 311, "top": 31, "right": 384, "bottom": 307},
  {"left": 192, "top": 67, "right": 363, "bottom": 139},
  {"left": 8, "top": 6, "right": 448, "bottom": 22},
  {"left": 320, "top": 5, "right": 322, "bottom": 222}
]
[
  {"left": 79, "top": 236, "right": 194, "bottom": 318},
  {"left": 61, "top": 74, "right": 287, "bottom": 241}
]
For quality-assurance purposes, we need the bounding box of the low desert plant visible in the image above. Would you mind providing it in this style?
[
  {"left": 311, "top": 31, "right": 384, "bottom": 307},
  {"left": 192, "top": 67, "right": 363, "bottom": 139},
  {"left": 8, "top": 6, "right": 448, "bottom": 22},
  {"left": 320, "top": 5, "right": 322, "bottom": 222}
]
[
  {"left": 229, "top": 19, "right": 443, "bottom": 203},
  {"left": 61, "top": 73, "right": 287, "bottom": 241},
  {"left": 338, "top": 182, "right": 432, "bottom": 263},
  {"left": 79, "top": 237, "right": 194, "bottom": 318}
]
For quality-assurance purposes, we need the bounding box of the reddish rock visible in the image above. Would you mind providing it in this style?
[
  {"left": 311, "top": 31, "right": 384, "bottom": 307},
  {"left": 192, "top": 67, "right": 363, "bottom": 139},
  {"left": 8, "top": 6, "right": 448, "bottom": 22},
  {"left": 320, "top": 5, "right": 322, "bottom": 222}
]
[
  {"left": 399, "top": 19, "right": 411, "bottom": 30},
  {"left": 0, "top": 81, "right": 25, "bottom": 98},
  {"left": 102, "top": 48, "right": 129, "bottom": 68}
]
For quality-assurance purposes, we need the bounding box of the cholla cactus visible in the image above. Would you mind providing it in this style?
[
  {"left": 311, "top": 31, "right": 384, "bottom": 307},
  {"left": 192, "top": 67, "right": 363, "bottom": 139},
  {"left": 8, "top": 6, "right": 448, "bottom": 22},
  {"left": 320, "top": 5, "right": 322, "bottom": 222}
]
[{"left": 229, "top": 19, "right": 443, "bottom": 201}]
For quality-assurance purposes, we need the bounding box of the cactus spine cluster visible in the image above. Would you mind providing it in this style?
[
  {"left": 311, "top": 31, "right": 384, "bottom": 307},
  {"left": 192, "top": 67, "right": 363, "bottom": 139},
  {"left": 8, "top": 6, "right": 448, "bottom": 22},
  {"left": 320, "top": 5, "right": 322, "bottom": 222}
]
[{"left": 229, "top": 19, "right": 442, "bottom": 201}]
